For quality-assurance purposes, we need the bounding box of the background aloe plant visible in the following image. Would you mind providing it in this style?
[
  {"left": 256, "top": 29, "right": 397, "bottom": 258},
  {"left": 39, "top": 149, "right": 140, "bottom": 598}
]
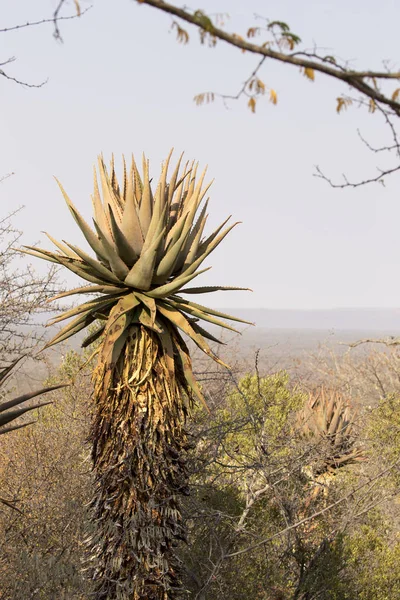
[
  {"left": 22, "top": 151, "right": 250, "bottom": 599},
  {"left": 298, "top": 387, "right": 365, "bottom": 486}
]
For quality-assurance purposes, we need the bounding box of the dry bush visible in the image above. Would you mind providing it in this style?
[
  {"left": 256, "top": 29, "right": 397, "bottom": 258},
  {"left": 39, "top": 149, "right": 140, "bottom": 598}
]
[
  {"left": 0, "top": 211, "right": 61, "bottom": 365},
  {"left": 0, "top": 351, "right": 93, "bottom": 600}
]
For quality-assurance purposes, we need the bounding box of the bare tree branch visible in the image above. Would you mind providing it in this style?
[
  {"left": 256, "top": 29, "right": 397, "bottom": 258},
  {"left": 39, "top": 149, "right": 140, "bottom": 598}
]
[
  {"left": 0, "top": 57, "right": 47, "bottom": 88},
  {"left": 345, "top": 337, "right": 400, "bottom": 348},
  {"left": 136, "top": 1, "right": 400, "bottom": 187},
  {"left": 0, "top": 6, "right": 90, "bottom": 36},
  {"left": 225, "top": 458, "right": 400, "bottom": 558},
  {"left": 136, "top": 0, "right": 400, "bottom": 114},
  {"left": 0, "top": 2, "right": 90, "bottom": 87},
  {"left": 0, "top": 209, "right": 63, "bottom": 362}
]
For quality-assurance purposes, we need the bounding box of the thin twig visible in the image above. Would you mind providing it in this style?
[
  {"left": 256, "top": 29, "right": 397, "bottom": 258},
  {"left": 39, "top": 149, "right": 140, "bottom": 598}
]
[
  {"left": 225, "top": 458, "right": 400, "bottom": 558},
  {"left": 0, "top": 7, "right": 90, "bottom": 35}
]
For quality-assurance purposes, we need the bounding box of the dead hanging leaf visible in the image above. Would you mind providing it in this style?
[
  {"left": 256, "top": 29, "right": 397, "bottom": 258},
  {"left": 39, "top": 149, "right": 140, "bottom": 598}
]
[
  {"left": 269, "top": 89, "right": 278, "bottom": 105},
  {"left": 336, "top": 98, "right": 345, "bottom": 113},
  {"left": 280, "top": 32, "right": 301, "bottom": 51},
  {"left": 369, "top": 76, "right": 378, "bottom": 91},
  {"left": 392, "top": 88, "right": 400, "bottom": 102},
  {"left": 248, "top": 77, "right": 265, "bottom": 94},
  {"left": 248, "top": 97, "right": 256, "bottom": 113},
  {"left": 369, "top": 98, "right": 377, "bottom": 113},
  {"left": 303, "top": 67, "right": 315, "bottom": 81},
  {"left": 280, "top": 36, "right": 295, "bottom": 51},
  {"left": 171, "top": 21, "right": 189, "bottom": 44},
  {"left": 199, "top": 29, "right": 217, "bottom": 47},
  {"left": 336, "top": 96, "right": 352, "bottom": 114},
  {"left": 194, "top": 93, "right": 204, "bottom": 106},
  {"left": 247, "top": 27, "right": 260, "bottom": 38},
  {"left": 256, "top": 79, "right": 266, "bottom": 94},
  {"left": 193, "top": 92, "right": 215, "bottom": 106},
  {"left": 73, "top": 0, "right": 81, "bottom": 16}
]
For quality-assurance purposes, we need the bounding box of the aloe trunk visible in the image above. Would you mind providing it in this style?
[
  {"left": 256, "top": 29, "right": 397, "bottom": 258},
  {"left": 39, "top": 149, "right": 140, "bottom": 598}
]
[{"left": 89, "top": 327, "right": 191, "bottom": 599}]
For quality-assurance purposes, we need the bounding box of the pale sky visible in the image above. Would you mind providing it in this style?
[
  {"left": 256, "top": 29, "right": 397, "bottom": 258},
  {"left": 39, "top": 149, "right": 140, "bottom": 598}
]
[{"left": 1, "top": 0, "right": 400, "bottom": 309}]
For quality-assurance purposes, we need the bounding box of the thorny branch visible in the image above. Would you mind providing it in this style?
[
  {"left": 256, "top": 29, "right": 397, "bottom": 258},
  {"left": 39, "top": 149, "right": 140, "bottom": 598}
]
[
  {"left": 0, "top": 57, "right": 47, "bottom": 89},
  {"left": 0, "top": 5, "right": 90, "bottom": 38},
  {"left": 0, "top": 1, "right": 89, "bottom": 87},
  {"left": 315, "top": 104, "right": 400, "bottom": 187}
]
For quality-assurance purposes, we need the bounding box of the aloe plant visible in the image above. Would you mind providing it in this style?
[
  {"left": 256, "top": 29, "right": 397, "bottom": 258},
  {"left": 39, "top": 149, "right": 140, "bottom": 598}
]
[
  {"left": 22, "top": 151, "right": 250, "bottom": 599},
  {"left": 298, "top": 387, "right": 365, "bottom": 477}
]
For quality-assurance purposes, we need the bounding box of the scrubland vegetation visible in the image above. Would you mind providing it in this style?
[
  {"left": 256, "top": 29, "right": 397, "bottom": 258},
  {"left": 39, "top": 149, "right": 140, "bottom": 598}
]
[
  {"left": 1, "top": 340, "right": 400, "bottom": 599},
  {"left": 1, "top": 152, "right": 400, "bottom": 599}
]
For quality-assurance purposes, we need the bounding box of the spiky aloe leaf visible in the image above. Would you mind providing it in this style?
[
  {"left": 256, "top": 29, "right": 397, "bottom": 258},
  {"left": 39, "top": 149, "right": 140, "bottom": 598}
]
[
  {"left": 56, "top": 179, "right": 110, "bottom": 264},
  {"left": 82, "top": 323, "right": 106, "bottom": 348},
  {"left": 181, "top": 285, "right": 252, "bottom": 294},
  {"left": 0, "top": 359, "right": 67, "bottom": 435},
  {"left": 146, "top": 267, "right": 211, "bottom": 299},
  {"left": 167, "top": 298, "right": 241, "bottom": 334},
  {"left": 157, "top": 301, "right": 229, "bottom": 368},
  {"left": 175, "top": 337, "right": 208, "bottom": 411}
]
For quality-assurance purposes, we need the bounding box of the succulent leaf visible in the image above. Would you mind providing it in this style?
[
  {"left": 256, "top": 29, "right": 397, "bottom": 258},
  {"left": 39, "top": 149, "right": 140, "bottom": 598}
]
[
  {"left": 0, "top": 360, "right": 67, "bottom": 436},
  {"left": 181, "top": 285, "right": 251, "bottom": 294}
]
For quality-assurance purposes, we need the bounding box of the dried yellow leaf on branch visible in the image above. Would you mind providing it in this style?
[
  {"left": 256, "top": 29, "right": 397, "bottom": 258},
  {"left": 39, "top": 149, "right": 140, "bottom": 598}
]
[
  {"left": 193, "top": 92, "right": 215, "bottom": 106},
  {"left": 336, "top": 96, "right": 352, "bottom": 113},
  {"left": 269, "top": 89, "right": 278, "bottom": 104},
  {"left": 256, "top": 79, "right": 266, "bottom": 93},
  {"left": 171, "top": 21, "right": 189, "bottom": 44},
  {"left": 369, "top": 98, "right": 377, "bottom": 113},
  {"left": 248, "top": 97, "right": 256, "bottom": 113},
  {"left": 336, "top": 98, "right": 344, "bottom": 113},
  {"left": 247, "top": 27, "right": 260, "bottom": 38},
  {"left": 392, "top": 88, "right": 400, "bottom": 102},
  {"left": 248, "top": 78, "right": 265, "bottom": 94},
  {"left": 303, "top": 67, "right": 315, "bottom": 81}
]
